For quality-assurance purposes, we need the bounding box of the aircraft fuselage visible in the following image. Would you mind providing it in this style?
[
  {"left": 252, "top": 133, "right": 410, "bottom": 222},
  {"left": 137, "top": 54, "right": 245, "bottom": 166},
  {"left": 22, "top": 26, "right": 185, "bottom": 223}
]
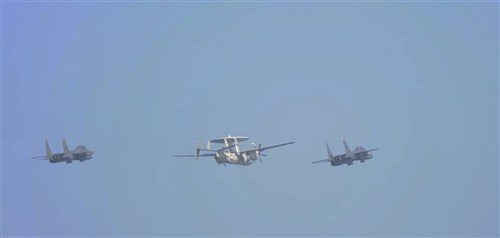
[
  {"left": 49, "top": 153, "right": 93, "bottom": 163},
  {"left": 213, "top": 150, "right": 259, "bottom": 166},
  {"left": 330, "top": 152, "right": 374, "bottom": 166}
]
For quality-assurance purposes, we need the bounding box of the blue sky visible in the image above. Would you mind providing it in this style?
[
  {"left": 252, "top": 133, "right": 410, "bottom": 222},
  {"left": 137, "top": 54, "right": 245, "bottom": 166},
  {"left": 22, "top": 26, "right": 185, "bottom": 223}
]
[{"left": 2, "top": 2, "right": 498, "bottom": 237}]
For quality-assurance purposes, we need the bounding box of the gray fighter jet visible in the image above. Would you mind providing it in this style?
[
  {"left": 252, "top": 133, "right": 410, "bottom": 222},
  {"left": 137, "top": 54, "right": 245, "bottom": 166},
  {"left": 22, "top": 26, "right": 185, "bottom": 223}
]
[
  {"left": 32, "top": 139, "right": 95, "bottom": 164},
  {"left": 312, "top": 139, "right": 377, "bottom": 166}
]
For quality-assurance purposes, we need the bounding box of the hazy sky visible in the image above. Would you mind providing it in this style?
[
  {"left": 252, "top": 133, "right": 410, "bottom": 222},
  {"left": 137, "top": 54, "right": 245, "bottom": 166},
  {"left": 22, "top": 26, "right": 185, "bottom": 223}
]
[{"left": 2, "top": 2, "right": 498, "bottom": 237}]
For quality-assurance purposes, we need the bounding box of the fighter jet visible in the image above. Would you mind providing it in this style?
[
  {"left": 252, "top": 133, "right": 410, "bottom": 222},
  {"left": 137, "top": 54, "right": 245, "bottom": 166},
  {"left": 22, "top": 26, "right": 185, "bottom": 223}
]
[
  {"left": 312, "top": 139, "right": 377, "bottom": 166},
  {"left": 174, "top": 135, "right": 294, "bottom": 166},
  {"left": 32, "top": 139, "right": 95, "bottom": 164}
]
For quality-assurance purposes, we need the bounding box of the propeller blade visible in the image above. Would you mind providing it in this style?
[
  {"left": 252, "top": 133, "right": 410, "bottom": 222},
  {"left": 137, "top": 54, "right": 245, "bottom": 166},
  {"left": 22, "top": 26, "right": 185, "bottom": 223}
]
[
  {"left": 258, "top": 149, "right": 265, "bottom": 162},
  {"left": 252, "top": 143, "right": 262, "bottom": 149}
]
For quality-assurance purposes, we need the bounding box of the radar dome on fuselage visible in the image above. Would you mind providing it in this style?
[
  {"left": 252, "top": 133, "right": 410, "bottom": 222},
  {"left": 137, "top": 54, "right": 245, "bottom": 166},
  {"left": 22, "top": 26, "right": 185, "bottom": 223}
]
[{"left": 210, "top": 136, "right": 248, "bottom": 144}]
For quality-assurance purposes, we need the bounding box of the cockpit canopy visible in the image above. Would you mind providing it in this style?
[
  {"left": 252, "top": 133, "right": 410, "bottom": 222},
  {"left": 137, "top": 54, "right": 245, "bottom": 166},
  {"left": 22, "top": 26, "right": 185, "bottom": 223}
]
[
  {"left": 75, "top": 145, "right": 87, "bottom": 150},
  {"left": 354, "top": 146, "right": 365, "bottom": 151}
]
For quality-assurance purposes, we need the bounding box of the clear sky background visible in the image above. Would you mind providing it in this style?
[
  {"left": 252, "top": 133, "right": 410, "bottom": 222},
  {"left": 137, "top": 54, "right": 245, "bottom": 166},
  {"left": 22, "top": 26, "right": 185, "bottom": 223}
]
[{"left": 2, "top": 2, "right": 498, "bottom": 237}]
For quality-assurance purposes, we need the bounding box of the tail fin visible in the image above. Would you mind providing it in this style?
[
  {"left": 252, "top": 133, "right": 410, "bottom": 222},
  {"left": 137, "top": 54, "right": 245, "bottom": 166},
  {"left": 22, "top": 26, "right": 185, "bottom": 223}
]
[
  {"left": 62, "top": 138, "right": 71, "bottom": 156},
  {"left": 326, "top": 142, "right": 334, "bottom": 159},
  {"left": 45, "top": 139, "right": 53, "bottom": 159},
  {"left": 343, "top": 138, "right": 352, "bottom": 158}
]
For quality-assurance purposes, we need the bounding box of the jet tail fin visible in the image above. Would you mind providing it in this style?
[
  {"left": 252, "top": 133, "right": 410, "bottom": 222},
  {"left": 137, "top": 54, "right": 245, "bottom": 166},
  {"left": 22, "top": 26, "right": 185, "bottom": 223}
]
[
  {"left": 62, "top": 138, "right": 71, "bottom": 156},
  {"left": 326, "top": 142, "right": 334, "bottom": 159},
  {"left": 343, "top": 139, "right": 352, "bottom": 158},
  {"left": 45, "top": 139, "right": 53, "bottom": 158}
]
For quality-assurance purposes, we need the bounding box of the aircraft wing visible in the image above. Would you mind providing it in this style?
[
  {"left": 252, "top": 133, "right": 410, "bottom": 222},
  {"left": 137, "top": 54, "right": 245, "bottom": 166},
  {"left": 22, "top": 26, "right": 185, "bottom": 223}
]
[
  {"left": 173, "top": 153, "right": 216, "bottom": 157},
  {"left": 312, "top": 159, "right": 331, "bottom": 164},
  {"left": 352, "top": 148, "right": 378, "bottom": 155},
  {"left": 72, "top": 152, "right": 90, "bottom": 156},
  {"left": 239, "top": 142, "right": 295, "bottom": 154},
  {"left": 31, "top": 155, "right": 48, "bottom": 159},
  {"left": 31, "top": 156, "right": 48, "bottom": 161},
  {"left": 260, "top": 142, "right": 295, "bottom": 152}
]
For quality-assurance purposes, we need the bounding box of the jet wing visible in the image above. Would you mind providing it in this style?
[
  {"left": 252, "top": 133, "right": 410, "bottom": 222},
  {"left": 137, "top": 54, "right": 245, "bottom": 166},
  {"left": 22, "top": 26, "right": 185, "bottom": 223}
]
[
  {"left": 352, "top": 148, "right": 378, "bottom": 155},
  {"left": 31, "top": 155, "right": 48, "bottom": 159},
  {"left": 72, "top": 152, "right": 90, "bottom": 156},
  {"left": 239, "top": 142, "right": 295, "bottom": 154},
  {"left": 312, "top": 159, "right": 331, "bottom": 164},
  {"left": 31, "top": 156, "right": 49, "bottom": 161}
]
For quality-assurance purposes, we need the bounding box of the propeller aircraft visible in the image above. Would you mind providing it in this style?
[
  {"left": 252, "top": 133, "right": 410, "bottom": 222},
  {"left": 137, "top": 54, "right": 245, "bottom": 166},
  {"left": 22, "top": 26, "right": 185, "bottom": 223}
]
[{"left": 174, "top": 135, "right": 294, "bottom": 166}]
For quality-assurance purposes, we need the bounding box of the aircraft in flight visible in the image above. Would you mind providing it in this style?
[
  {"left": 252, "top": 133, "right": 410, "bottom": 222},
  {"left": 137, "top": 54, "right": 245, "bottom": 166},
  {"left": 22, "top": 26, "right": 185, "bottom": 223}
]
[
  {"left": 32, "top": 139, "right": 95, "bottom": 164},
  {"left": 312, "top": 139, "right": 377, "bottom": 166},
  {"left": 174, "top": 135, "right": 294, "bottom": 166}
]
